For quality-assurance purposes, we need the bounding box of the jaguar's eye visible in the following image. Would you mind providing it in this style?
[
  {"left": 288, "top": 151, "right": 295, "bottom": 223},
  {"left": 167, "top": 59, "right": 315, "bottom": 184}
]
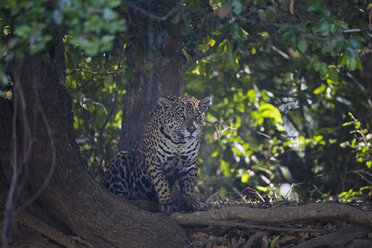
[
  {"left": 177, "top": 110, "right": 185, "bottom": 119},
  {"left": 195, "top": 112, "right": 203, "bottom": 122}
]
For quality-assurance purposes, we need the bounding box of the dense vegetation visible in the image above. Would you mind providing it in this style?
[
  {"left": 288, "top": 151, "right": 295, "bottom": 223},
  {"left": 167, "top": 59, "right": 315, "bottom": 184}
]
[{"left": 1, "top": 0, "right": 371, "bottom": 204}]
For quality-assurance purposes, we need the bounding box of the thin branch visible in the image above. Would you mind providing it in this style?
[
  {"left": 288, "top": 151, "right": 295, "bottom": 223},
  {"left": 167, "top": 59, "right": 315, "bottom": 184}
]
[
  {"left": 206, "top": 120, "right": 236, "bottom": 140},
  {"left": 206, "top": 191, "right": 223, "bottom": 204},
  {"left": 122, "top": 0, "right": 184, "bottom": 22},
  {"left": 97, "top": 47, "right": 125, "bottom": 172},
  {"left": 182, "top": 29, "right": 231, "bottom": 75},
  {"left": 74, "top": 68, "right": 116, "bottom": 76},
  {"left": 346, "top": 169, "right": 372, "bottom": 185}
]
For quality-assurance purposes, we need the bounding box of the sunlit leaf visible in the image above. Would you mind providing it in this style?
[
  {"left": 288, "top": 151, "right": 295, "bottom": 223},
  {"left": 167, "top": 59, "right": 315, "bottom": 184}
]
[{"left": 298, "top": 38, "right": 307, "bottom": 53}]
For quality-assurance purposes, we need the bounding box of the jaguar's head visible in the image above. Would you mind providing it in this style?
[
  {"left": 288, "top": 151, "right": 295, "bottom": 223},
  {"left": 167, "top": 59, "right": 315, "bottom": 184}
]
[{"left": 156, "top": 95, "right": 212, "bottom": 143}]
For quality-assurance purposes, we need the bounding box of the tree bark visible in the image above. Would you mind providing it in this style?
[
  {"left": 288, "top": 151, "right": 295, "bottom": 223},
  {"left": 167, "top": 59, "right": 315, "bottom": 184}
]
[
  {"left": 119, "top": 6, "right": 184, "bottom": 151},
  {"left": 0, "top": 31, "right": 188, "bottom": 247}
]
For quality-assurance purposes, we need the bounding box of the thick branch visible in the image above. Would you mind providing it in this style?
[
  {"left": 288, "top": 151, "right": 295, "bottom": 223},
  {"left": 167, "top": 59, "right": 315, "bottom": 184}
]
[{"left": 171, "top": 203, "right": 372, "bottom": 227}]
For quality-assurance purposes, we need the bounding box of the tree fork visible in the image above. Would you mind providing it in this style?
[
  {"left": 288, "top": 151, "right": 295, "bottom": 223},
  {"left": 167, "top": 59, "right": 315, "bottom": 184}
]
[{"left": 0, "top": 30, "right": 188, "bottom": 247}]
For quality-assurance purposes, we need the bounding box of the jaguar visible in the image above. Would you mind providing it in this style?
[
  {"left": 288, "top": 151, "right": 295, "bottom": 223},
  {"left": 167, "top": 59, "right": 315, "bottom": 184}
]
[{"left": 103, "top": 95, "right": 211, "bottom": 212}]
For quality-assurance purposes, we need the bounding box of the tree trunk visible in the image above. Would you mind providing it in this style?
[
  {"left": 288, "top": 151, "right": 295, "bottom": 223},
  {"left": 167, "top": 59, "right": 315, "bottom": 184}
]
[
  {"left": 0, "top": 31, "right": 188, "bottom": 247},
  {"left": 118, "top": 10, "right": 184, "bottom": 151}
]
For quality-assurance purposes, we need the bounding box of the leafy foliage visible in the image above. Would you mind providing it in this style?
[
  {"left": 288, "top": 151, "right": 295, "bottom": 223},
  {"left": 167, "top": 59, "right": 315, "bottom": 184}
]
[{"left": 1, "top": 0, "right": 371, "bottom": 201}]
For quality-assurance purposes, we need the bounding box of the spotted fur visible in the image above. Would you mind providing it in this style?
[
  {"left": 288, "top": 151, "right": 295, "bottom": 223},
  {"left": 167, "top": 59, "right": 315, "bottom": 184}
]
[{"left": 103, "top": 95, "right": 211, "bottom": 212}]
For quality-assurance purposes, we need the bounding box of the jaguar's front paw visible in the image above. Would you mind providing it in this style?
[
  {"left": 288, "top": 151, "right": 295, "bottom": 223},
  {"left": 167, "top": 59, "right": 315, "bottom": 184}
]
[
  {"left": 160, "top": 204, "right": 174, "bottom": 213},
  {"left": 178, "top": 196, "right": 204, "bottom": 212}
]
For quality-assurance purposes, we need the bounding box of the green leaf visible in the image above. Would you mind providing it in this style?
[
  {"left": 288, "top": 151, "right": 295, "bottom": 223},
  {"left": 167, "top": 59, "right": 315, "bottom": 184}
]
[
  {"left": 321, "top": 42, "right": 329, "bottom": 54},
  {"left": 346, "top": 57, "right": 357, "bottom": 71},
  {"left": 258, "top": 103, "right": 283, "bottom": 124},
  {"left": 298, "top": 38, "right": 307, "bottom": 53},
  {"left": 247, "top": 89, "right": 256, "bottom": 101},
  {"left": 281, "top": 32, "right": 296, "bottom": 48},
  {"left": 241, "top": 172, "right": 249, "bottom": 183},
  {"left": 366, "top": 161, "right": 372, "bottom": 169},
  {"left": 103, "top": 8, "right": 114, "bottom": 21},
  {"left": 231, "top": 0, "right": 242, "bottom": 14},
  {"left": 308, "top": 4, "right": 321, "bottom": 11},
  {"left": 270, "top": 235, "right": 281, "bottom": 248},
  {"left": 314, "top": 61, "right": 321, "bottom": 71},
  {"left": 221, "top": 160, "right": 231, "bottom": 177},
  {"left": 313, "top": 84, "right": 326, "bottom": 94},
  {"left": 338, "top": 54, "right": 347, "bottom": 67},
  {"left": 320, "top": 62, "right": 328, "bottom": 78},
  {"left": 276, "top": 123, "right": 285, "bottom": 131},
  {"left": 227, "top": 43, "right": 235, "bottom": 67},
  {"left": 328, "top": 68, "right": 338, "bottom": 81},
  {"left": 256, "top": 185, "right": 269, "bottom": 192}
]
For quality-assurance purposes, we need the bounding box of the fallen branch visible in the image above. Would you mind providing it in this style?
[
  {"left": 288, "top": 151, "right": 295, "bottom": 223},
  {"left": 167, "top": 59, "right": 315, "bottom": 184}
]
[{"left": 171, "top": 203, "right": 372, "bottom": 227}]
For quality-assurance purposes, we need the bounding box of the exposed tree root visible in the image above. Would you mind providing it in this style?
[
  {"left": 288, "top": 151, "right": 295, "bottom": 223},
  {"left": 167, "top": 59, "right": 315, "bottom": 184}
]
[
  {"left": 171, "top": 202, "right": 372, "bottom": 247},
  {"left": 171, "top": 202, "right": 372, "bottom": 227},
  {"left": 293, "top": 224, "right": 370, "bottom": 248},
  {"left": 15, "top": 212, "right": 85, "bottom": 248},
  {"left": 244, "top": 230, "right": 270, "bottom": 248}
]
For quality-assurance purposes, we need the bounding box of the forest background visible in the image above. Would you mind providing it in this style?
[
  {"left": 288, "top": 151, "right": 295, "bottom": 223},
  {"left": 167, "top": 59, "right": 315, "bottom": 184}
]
[
  {"left": 2, "top": 0, "right": 371, "bottom": 202},
  {"left": 1, "top": 0, "right": 372, "bottom": 247}
]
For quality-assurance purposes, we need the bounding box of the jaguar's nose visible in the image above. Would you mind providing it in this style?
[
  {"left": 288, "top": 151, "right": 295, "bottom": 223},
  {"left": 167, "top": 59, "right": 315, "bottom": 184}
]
[{"left": 187, "top": 124, "right": 196, "bottom": 134}]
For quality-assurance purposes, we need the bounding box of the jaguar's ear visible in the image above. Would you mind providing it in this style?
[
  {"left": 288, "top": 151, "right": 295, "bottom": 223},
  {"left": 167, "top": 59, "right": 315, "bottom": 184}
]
[
  {"left": 199, "top": 96, "right": 212, "bottom": 112},
  {"left": 157, "top": 97, "right": 172, "bottom": 110}
]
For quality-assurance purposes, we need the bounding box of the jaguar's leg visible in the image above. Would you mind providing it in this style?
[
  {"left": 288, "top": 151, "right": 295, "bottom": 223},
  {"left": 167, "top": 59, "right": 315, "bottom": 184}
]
[
  {"left": 178, "top": 163, "right": 200, "bottom": 211},
  {"left": 147, "top": 161, "right": 174, "bottom": 212},
  {"left": 102, "top": 151, "right": 133, "bottom": 197}
]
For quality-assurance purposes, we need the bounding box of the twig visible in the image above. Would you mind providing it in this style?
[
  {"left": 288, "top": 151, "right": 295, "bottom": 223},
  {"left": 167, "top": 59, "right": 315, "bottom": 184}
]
[
  {"left": 233, "top": 187, "right": 244, "bottom": 199},
  {"left": 206, "top": 191, "right": 223, "bottom": 204},
  {"left": 255, "top": 130, "right": 271, "bottom": 139},
  {"left": 182, "top": 29, "right": 231, "bottom": 75},
  {"left": 242, "top": 187, "right": 266, "bottom": 203},
  {"left": 122, "top": 0, "right": 184, "bottom": 22},
  {"left": 206, "top": 120, "right": 236, "bottom": 140}
]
